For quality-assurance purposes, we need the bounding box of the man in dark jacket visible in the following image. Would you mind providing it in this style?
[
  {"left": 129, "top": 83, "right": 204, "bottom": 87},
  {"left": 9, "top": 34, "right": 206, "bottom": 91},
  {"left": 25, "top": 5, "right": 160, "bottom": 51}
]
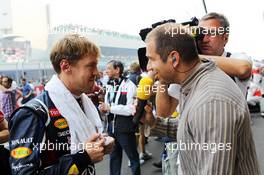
[
  {"left": 99, "top": 60, "right": 140, "bottom": 175},
  {"left": 9, "top": 34, "right": 114, "bottom": 175}
]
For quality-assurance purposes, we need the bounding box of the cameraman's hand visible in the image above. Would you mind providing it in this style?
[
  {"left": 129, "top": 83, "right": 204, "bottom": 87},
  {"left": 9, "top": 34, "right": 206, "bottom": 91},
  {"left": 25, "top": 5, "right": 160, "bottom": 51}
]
[
  {"left": 141, "top": 103, "right": 156, "bottom": 128},
  {"left": 84, "top": 133, "right": 105, "bottom": 163}
]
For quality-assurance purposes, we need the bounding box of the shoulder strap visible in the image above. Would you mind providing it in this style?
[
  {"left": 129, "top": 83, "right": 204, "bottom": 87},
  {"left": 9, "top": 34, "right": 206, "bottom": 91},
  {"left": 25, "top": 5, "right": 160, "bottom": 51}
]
[
  {"left": 226, "top": 52, "right": 232, "bottom": 57},
  {"left": 113, "top": 77, "right": 126, "bottom": 103},
  {"left": 225, "top": 52, "right": 236, "bottom": 82}
]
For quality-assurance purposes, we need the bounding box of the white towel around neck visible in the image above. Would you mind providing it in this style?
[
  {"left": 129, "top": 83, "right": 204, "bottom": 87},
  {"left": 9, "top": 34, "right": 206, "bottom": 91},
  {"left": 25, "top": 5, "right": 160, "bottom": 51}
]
[{"left": 45, "top": 75, "right": 103, "bottom": 154}]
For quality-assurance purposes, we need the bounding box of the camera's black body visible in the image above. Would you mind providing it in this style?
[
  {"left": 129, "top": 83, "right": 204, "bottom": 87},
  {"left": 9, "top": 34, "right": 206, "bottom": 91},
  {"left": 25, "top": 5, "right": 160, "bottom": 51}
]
[{"left": 138, "top": 17, "right": 204, "bottom": 71}]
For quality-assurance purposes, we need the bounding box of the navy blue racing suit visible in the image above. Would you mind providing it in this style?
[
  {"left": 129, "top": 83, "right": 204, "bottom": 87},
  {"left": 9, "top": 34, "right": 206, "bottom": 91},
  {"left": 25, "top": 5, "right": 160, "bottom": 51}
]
[{"left": 9, "top": 91, "right": 95, "bottom": 175}]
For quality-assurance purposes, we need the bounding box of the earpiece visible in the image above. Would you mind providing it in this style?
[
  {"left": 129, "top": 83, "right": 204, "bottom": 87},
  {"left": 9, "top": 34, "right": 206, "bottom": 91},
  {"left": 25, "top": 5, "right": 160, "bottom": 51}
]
[{"left": 172, "top": 56, "right": 176, "bottom": 63}]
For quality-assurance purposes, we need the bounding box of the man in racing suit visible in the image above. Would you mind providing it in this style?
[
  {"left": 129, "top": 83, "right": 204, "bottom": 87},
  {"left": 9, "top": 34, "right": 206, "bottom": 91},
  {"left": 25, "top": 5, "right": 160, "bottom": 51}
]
[{"left": 9, "top": 34, "right": 114, "bottom": 175}]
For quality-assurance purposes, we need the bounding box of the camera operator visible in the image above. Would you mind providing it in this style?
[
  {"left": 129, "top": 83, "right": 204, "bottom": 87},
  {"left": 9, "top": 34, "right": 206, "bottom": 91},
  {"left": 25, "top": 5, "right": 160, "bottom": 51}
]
[
  {"left": 198, "top": 12, "right": 252, "bottom": 98},
  {"left": 142, "top": 23, "right": 260, "bottom": 175}
]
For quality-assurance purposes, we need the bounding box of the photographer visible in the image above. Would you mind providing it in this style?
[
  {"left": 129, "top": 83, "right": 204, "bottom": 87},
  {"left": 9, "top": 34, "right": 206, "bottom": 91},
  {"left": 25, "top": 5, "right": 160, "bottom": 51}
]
[
  {"left": 142, "top": 23, "right": 260, "bottom": 175},
  {"left": 198, "top": 12, "right": 252, "bottom": 98}
]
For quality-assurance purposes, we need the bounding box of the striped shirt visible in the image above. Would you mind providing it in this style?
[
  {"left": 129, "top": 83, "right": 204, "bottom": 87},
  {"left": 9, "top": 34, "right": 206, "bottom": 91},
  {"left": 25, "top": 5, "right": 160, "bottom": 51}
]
[
  {"left": 153, "top": 59, "right": 261, "bottom": 175},
  {"left": 0, "top": 90, "right": 16, "bottom": 120}
]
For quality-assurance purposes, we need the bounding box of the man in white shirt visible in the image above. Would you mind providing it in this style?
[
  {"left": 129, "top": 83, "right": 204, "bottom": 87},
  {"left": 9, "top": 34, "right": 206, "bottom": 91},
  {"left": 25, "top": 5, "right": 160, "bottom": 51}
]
[
  {"left": 99, "top": 60, "right": 140, "bottom": 175},
  {"left": 198, "top": 12, "right": 252, "bottom": 97}
]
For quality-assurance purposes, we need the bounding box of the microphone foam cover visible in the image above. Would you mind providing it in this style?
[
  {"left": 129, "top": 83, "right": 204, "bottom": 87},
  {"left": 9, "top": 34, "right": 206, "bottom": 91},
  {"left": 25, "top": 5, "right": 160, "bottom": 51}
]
[{"left": 136, "top": 77, "right": 154, "bottom": 100}]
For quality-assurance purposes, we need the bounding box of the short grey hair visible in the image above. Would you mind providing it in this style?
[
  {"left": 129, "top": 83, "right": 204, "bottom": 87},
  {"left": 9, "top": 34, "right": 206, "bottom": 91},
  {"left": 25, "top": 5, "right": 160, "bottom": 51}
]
[{"left": 201, "top": 12, "right": 230, "bottom": 33}]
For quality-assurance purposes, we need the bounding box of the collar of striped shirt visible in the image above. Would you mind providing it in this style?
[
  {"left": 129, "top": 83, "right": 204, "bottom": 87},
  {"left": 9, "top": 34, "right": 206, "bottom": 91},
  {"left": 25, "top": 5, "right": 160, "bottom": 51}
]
[{"left": 181, "top": 59, "right": 216, "bottom": 95}]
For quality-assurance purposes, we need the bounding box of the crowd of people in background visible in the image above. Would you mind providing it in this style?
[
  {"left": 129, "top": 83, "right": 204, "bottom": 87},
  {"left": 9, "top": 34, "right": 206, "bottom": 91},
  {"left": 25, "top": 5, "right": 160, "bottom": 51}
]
[
  {"left": 1, "top": 61, "right": 264, "bottom": 123},
  {"left": 0, "top": 76, "right": 45, "bottom": 120}
]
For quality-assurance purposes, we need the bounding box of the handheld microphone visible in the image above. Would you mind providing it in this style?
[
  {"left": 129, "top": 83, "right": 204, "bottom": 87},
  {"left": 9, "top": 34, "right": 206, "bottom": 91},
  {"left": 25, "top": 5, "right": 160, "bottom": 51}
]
[{"left": 133, "top": 77, "right": 154, "bottom": 124}]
